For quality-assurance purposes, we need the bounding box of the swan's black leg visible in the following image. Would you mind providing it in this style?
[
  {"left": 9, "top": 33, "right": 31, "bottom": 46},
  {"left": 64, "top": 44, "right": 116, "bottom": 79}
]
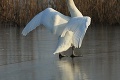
[
  {"left": 59, "top": 53, "right": 67, "bottom": 59},
  {"left": 70, "top": 46, "right": 83, "bottom": 58}
]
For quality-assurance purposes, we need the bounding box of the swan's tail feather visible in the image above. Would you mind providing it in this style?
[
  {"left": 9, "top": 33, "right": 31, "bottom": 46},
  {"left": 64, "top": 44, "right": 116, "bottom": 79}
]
[
  {"left": 53, "top": 31, "right": 73, "bottom": 54},
  {"left": 22, "top": 11, "right": 43, "bottom": 36}
]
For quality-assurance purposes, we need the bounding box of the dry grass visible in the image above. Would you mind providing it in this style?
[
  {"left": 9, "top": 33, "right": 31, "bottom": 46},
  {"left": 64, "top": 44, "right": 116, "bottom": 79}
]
[{"left": 0, "top": 0, "right": 120, "bottom": 26}]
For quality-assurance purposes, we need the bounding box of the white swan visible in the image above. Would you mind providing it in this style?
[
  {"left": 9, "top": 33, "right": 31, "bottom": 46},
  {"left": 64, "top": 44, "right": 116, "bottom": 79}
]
[{"left": 22, "top": 0, "right": 91, "bottom": 57}]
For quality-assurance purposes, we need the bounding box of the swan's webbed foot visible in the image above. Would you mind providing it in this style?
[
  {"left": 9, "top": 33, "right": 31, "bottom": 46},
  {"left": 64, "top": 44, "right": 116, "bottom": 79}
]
[
  {"left": 59, "top": 53, "right": 67, "bottom": 59},
  {"left": 70, "top": 53, "right": 83, "bottom": 58}
]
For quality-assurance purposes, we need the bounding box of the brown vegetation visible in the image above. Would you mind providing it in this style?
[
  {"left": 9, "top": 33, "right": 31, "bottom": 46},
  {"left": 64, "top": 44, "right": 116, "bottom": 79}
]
[{"left": 0, "top": 0, "right": 120, "bottom": 26}]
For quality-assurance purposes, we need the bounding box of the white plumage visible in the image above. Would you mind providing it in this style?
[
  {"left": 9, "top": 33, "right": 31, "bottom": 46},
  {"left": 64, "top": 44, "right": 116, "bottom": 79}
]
[
  {"left": 22, "top": 0, "right": 91, "bottom": 55},
  {"left": 53, "top": 31, "right": 73, "bottom": 54},
  {"left": 22, "top": 8, "right": 69, "bottom": 36}
]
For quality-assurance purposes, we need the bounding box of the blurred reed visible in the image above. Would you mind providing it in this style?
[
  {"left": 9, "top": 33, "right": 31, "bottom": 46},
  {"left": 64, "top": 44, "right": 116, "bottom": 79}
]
[{"left": 0, "top": 0, "right": 119, "bottom": 26}]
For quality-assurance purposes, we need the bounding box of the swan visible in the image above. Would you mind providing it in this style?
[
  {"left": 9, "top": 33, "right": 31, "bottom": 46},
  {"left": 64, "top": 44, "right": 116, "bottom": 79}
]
[{"left": 22, "top": 0, "right": 91, "bottom": 58}]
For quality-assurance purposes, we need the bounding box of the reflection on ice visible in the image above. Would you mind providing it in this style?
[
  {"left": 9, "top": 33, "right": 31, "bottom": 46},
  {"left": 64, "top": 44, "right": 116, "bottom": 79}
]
[
  {"left": 57, "top": 58, "right": 88, "bottom": 80},
  {"left": 58, "top": 59, "right": 75, "bottom": 80}
]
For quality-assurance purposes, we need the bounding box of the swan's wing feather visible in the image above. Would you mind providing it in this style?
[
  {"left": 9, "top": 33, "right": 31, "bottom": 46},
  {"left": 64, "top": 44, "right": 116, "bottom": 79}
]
[
  {"left": 22, "top": 11, "right": 43, "bottom": 36},
  {"left": 22, "top": 8, "right": 70, "bottom": 36},
  {"left": 73, "top": 23, "right": 86, "bottom": 48},
  {"left": 61, "top": 18, "right": 80, "bottom": 37},
  {"left": 61, "top": 17, "right": 91, "bottom": 48},
  {"left": 53, "top": 31, "right": 73, "bottom": 54},
  {"left": 73, "top": 17, "right": 91, "bottom": 48}
]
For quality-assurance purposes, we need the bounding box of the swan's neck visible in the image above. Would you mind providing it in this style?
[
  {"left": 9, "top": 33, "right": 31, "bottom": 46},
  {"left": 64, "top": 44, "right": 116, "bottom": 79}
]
[{"left": 66, "top": 0, "right": 83, "bottom": 17}]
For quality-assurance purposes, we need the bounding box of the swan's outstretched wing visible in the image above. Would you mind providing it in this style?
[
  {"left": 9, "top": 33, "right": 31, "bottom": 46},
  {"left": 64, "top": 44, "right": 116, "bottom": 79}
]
[
  {"left": 22, "top": 11, "right": 43, "bottom": 36},
  {"left": 53, "top": 31, "right": 73, "bottom": 54},
  {"left": 61, "top": 17, "right": 91, "bottom": 48},
  {"left": 22, "top": 8, "right": 70, "bottom": 36}
]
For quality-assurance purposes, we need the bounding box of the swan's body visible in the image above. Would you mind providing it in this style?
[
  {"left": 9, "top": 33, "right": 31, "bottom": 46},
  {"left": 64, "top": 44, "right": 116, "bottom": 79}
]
[{"left": 22, "top": 0, "right": 91, "bottom": 56}]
